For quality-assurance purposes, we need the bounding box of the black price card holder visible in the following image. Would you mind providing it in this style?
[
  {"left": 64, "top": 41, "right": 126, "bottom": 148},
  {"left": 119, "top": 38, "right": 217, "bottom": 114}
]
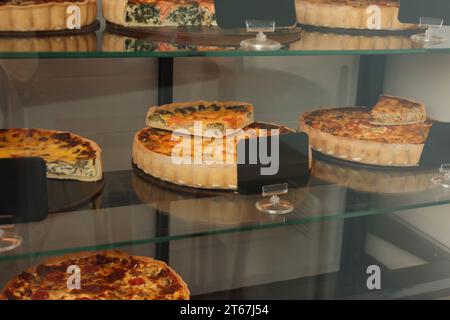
[
  {"left": 399, "top": 0, "right": 450, "bottom": 25},
  {"left": 0, "top": 158, "right": 48, "bottom": 223},
  {"left": 237, "top": 132, "right": 310, "bottom": 195},
  {"left": 214, "top": 0, "right": 297, "bottom": 29},
  {"left": 419, "top": 122, "right": 450, "bottom": 168},
  {"left": 399, "top": 0, "right": 450, "bottom": 44}
]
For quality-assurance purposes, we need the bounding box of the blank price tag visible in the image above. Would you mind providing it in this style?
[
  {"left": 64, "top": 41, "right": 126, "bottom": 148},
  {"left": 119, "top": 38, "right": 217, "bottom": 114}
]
[
  {"left": 237, "top": 132, "right": 310, "bottom": 195},
  {"left": 419, "top": 122, "right": 450, "bottom": 168},
  {"left": 0, "top": 158, "right": 48, "bottom": 223},
  {"left": 399, "top": 0, "right": 450, "bottom": 25},
  {"left": 214, "top": 0, "right": 297, "bottom": 29}
]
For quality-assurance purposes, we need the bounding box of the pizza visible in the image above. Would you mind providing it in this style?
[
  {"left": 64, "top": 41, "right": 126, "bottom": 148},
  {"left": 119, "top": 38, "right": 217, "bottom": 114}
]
[
  {"left": 370, "top": 95, "right": 427, "bottom": 126},
  {"left": 0, "top": 128, "right": 102, "bottom": 182},
  {"left": 146, "top": 101, "right": 255, "bottom": 137},
  {"left": 299, "top": 107, "right": 432, "bottom": 166},
  {"left": 0, "top": 0, "right": 97, "bottom": 32},
  {"left": 0, "top": 250, "right": 189, "bottom": 300},
  {"left": 102, "top": 0, "right": 217, "bottom": 28},
  {"left": 296, "top": 0, "right": 418, "bottom": 31},
  {"left": 133, "top": 122, "right": 294, "bottom": 190}
]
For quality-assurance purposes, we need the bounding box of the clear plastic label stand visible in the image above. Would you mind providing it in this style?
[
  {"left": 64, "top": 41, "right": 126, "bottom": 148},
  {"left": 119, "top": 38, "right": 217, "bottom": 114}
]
[
  {"left": 256, "top": 183, "right": 294, "bottom": 215},
  {"left": 0, "top": 216, "right": 22, "bottom": 253},
  {"left": 431, "top": 164, "right": 450, "bottom": 189},
  {"left": 240, "top": 20, "right": 282, "bottom": 51},
  {"left": 411, "top": 17, "right": 445, "bottom": 45}
]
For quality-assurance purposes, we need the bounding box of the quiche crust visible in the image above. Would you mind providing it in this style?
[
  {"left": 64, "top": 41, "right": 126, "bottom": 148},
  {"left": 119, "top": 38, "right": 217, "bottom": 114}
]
[
  {"left": 296, "top": 0, "right": 418, "bottom": 31},
  {"left": 299, "top": 111, "right": 427, "bottom": 167},
  {"left": 0, "top": 0, "right": 97, "bottom": 32},
  {"left": 0, "top": 33, "right": 97, "bottom": 52},
  {"left": 133, "top": 123, "right": 295, "bottom": 190}
]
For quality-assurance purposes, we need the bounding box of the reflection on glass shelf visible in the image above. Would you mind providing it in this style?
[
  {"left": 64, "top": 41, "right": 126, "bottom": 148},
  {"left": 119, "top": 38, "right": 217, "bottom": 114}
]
[
  {"left": 1, "top": 164, "right": 450, "bottom": 262},
  {"left": 1, "top": 23, "right": 450, "bottom": 57}
]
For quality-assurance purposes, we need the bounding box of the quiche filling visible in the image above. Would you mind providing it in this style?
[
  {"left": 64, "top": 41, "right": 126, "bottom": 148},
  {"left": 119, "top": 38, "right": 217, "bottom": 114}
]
[
  {"left": 303, "top": 108, "right": 431, "bottom": 144},
  {"left": 124, "top": 0, "right": 216, "bottom": 27},
  {"left": 370, "top": 95, "right": 427, "bottom": 125},
  {"left": 0, "top": 129, "right": 102, "bottom": 181}
]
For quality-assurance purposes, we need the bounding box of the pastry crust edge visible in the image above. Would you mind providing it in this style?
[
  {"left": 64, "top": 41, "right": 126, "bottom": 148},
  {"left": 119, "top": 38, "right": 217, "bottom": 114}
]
[
  {"left": 0, "top": 0, "right": 97, "bottom": 32},
  {"left": 299, "top": 112, "right": 424, "bottom": 167},
  {"left": 296, "top": 0, "right": 418, "bottom": 31}
]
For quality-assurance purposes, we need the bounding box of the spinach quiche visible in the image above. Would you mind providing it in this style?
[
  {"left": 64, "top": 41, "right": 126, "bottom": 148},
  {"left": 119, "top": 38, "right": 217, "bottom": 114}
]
[
  {"left": 299, "top": 107, "right": 432, "bottom": 167},
  {"left": 103, "top": 0, "right": 217, "bottom": 27},
  {"left": 0, "top": 128, "right": 102, "bottom": 182},
  {"left": 1, "top": 250, "right": 189, "bottom": 300},
  {"left": 133, "top": 122, "right": 294, "bottom": 190},
  {"left": 296, "top": 0, "right": 418, "bottom": 31},
  {"left": 146, "top": 101, "right": 255, "bottom": 137},
  {"left": 0, "top": 0, "right": 97, "bottom": 32}
]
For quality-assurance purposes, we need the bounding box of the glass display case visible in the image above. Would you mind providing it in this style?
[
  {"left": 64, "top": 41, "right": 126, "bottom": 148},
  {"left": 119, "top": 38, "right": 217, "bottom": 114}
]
[{"left": 1, "top": 0, "right": 450, "bottom": 301}]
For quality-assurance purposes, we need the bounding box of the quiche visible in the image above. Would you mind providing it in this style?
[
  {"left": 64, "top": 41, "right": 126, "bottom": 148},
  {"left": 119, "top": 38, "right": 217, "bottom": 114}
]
[
  {"left": 0, "top": 128, "right": 102, "bottom": 182},
  {"left": 0, "top": 0, "right": 97, "bottom": 32},
  {"left": 370, "top": 95, "right": 427, "bottom": 126},
  {"left": 102, "top": 0, "right": 217, "bottom": 27},
  {"left": 299, "top": 108, "right": 432, "bottom": 167},
  {"left": 133, "top": 122, "right": 294, "bottom": 190},
  {"left": 296, "top": 0, "right": 418, "bottom": 31},
  {"left": 146, "top": 101, "right": 254, "bottom": 137},
  {"left": 0, "top": 250, "right": 189, "bottom": 300}
]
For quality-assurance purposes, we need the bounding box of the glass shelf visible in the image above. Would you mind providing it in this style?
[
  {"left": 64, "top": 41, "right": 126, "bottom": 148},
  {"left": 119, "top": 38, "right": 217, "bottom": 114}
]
[
  {"left": 1, "top": 159, "right": 450, "bottom": 263},
  {"left": 1, "top": 18, "right": 450, "bottom": 58}
]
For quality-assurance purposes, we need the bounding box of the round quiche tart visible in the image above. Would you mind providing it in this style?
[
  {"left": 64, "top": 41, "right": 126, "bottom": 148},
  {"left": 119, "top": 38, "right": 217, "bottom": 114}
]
[
  {"left": 0, "top": 250, "right": 189, "bottom": 300},
  {"left": 299, "top": 108, "right": 432, "bottom": 167},
  {"left": 132, "top": 122, "right": 295, "bottom": 190},
  {"left": 0, "top": 0, "right": 97, "bottom": 32},
  {"left": 296, "top": 0, "right": 418, "bottom": 31},
  {"left": 0, "top": 128, "right": 102, "bottom": 182}
]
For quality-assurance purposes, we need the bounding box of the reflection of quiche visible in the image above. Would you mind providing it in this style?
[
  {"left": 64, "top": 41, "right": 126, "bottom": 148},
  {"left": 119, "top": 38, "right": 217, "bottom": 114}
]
[
  {"left": 0, "top": 128, "right": 102, "bottom": 182},
  {"left": 299, "top": 108, "right": 432, "bottom": 167},
  {"left": 312, "top": 158, "right": 435, "bottom": 194},
  {"left": 0, "top": 0, "right": 97, "bottom": 32},
  {"left": 146, "top": 101, "right": 254, "bottom": 137},
  {"left": 132, "top": 122, "right": 294, "bottom": 190},
  {"left": 296, "top": 0, "right": 418, "bottom": 31},
  {"left": 370, "top": 95, "right": 427, "bottom": 126},
  {"left": 1, "top": 250, "right": 189, "bottom": 300},
  {"left": 102, "top": 0, "right": 216, "bottom": 27},
  {"left": 290, "top": 30, "right": 415, "bottom": 51},
  {"left": 0, "top": 33, "right": 97, "bottom": 52}
]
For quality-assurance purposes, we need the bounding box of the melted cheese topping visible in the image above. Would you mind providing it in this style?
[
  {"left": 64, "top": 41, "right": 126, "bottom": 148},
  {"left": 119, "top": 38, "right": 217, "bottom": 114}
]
[{"left": 303, "top": 108, "right": 431, "bottom": 144}]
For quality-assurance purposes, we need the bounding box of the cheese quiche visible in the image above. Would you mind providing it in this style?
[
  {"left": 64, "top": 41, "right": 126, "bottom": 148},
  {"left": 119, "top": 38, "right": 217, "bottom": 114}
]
[
  {"left": 370, "top": 95, "right": 427, "bottom": 126},
  {"left": 0, "top": 128, "right": 102, "bottom": 182},
  {"left": 0, "top": 0, "right": 97, "bottom": 32},
  {"left": 296, "top": 0, "right": 418, "bottom": 31},
  {"left": 133, "top": 122, "right": 294, "bottom": 190},
  {"left": 103, "top": 0, "right": 216, "bottom": 27},
  {"left": 0, "top": 250, "right": 189, "bottom": 300},
  {"left": 146, "top": 101, "right": 255, "bottom": 137},
  {"left": 299, "top": 108, "right": 432, "bottom": 167}
]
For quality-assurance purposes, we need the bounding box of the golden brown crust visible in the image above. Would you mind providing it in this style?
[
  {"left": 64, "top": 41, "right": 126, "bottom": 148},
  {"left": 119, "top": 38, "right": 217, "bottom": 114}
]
[
  {"left": 0, "top": 33, "right": 97, "bottom": 52},
  {"left": 296, "top": 0, "right": 418, "bottom": 30},
  {"left": 370, "top": 95, "right": 427, "bottom": 126},
  {"left": 0, "top": 0, "right": 97, "bottom": 32},
  {"left": 299, "top": 110, "right": 428, "bottom": 167}
]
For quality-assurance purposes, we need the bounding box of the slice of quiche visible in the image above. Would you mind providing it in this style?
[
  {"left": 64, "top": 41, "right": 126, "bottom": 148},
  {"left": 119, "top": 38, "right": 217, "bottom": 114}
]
[
  {"left": 146, "top": 101, "right": 255, "bottom": 137},
  {"left": 0, "top": 128, "right": 102, "bottom": 182},
  {"left": 370, "top": 95, "right": 427, "bottom": 126},
  {"left": 103, "top": 0, "right": 217, "bottom": 27}
]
